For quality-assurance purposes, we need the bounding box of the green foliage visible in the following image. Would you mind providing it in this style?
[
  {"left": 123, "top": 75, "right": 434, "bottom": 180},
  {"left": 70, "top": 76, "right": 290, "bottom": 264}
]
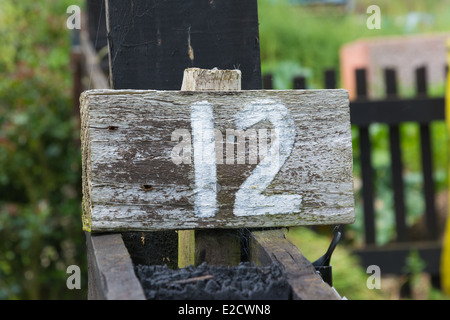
[{"left": 0, "top": 0, "right": 85, "bottom": 299}]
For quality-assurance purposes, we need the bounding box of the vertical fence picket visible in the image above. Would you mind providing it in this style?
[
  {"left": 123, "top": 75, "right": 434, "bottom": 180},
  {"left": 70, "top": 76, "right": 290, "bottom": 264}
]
[
  {"left": 416, "top": 67, "right": 439, "bottom": 241},
  {"left": 355, "top": 68, "right": 376, "bottom": 245},
  {"left": 324, "top": 69, "right": 336, "bottom": 90},
  {"left": 293, "top": 76, "right": 306, "bottom": 89},
  {"left": 262, "top": 74, "right": 273, "bottom": 89},
  {"left": 385, "top": 68, "right": 407, "bottom": 242}
]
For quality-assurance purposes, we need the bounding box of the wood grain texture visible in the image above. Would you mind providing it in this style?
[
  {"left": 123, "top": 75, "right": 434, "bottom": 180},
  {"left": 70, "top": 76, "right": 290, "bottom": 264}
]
[
  {"left": 86, "top": 233, "right": 146, "bottom": 300},
  {"left": 249, "top": 229, "right": 340, "bottom": 300},
  {"left": 81, "top": 89, "right": 354, "bottom": 232},
  {"left": 181, "top": 68, "right": 241, "bottom": 91}
]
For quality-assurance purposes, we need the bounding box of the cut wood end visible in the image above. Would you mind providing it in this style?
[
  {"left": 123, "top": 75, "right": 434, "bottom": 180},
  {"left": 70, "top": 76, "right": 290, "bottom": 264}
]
[{"left": 181, "top": 68, "right": 242, "bottom": 91}]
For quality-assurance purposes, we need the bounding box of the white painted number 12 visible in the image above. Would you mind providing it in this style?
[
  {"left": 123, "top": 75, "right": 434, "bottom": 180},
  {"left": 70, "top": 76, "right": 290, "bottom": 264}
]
[{"left": 191, "top": 99, "right": 302, "bottom": 217}]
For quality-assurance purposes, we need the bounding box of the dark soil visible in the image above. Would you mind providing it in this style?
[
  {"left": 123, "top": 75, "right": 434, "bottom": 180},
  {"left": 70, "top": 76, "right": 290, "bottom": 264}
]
[
  {"left": 122, "top": 231, "right": 178, "bottom": 269},
  {"left": 135, "top": 262, "right": 290, "bottom": 300}
]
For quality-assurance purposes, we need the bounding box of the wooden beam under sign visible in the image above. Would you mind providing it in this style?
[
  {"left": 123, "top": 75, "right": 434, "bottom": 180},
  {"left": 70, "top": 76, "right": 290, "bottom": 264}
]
[{"left": 249, "top": 229, "right": 341, "bottom": 300}]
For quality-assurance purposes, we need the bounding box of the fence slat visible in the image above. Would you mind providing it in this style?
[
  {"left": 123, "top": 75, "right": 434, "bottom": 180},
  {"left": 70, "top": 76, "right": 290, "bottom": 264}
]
[
  {"left": 385, "top": 68, "right": 407, "bottom": 242},
  {"left": 355, "top": 68, "right": 376, "bottom": 245},
  {"left": 293, "top": 76, "right": 306, "bottom": 89},
  {"left": 350, "top": 97, "right": 445, "bottom": 126},
  {"left": 415, "top": 67, "right": 439, "bottom": 241},
  {"left": 262, "top": 74, "right": 273, "bottom": 89},
  {"left": 324, "top": 69, "right": 336, "bottom": 90},
  {"left": 105, "top": 0, "right": 261, "bottom": 90},
  {"left": 420, "top": 124, "right": 438, "bottom": 240}
]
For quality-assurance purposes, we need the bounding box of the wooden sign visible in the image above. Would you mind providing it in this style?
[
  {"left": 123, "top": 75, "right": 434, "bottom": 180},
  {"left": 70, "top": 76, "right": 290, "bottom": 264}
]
[{"left": 81, "top": 89, "right": 354, "bottom": 232}]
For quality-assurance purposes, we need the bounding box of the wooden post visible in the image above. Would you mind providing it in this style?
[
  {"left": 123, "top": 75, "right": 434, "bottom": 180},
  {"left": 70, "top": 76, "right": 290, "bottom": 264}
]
[
  {"left": 104, "top": 0, "right": 261, "bottom": 90},
  {"left": 355, "top": 68, "right": 376, "bottom": 245},
  {"left": 178, "top": 68, "right": 242, "bottom": 268},
  {"left": 103, "top": 0, "right": 262, "bottom": 266},
  {"left": 99, "top": 0, "right": 181, "bottom": 267},
  {"left": 86, "top": 233, "right": 145, "bottom": 300}
]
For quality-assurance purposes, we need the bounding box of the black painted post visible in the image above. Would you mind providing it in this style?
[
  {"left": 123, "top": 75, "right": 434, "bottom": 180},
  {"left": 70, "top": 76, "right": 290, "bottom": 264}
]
[
  {"left": 384, "top": 68, "right": 407, "bottom": 242},
  {"left": 293, "top": 76, "right": 306, "bottom": 89},
  {"left": 324, "top": 69, "right": 336, "bottom": 90},
  {"left": 355, "top": 68, "right": 376, "bottom": 245},
  {"left": 105, "top": 0, "right": 261, "bottom": 90},
  {"left": 415, "top": 67, "right": 438, "bottom": 241}
]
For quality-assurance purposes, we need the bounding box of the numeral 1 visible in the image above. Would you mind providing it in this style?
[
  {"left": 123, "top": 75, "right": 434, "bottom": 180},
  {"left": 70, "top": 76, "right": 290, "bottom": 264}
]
[{"left": 191, "top": 101, "right": 218, "bottom": 217}]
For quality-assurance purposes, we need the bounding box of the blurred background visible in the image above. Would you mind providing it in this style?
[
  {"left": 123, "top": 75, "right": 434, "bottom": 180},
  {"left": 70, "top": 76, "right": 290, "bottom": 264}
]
[
  {"left": 0, "top": 0, "right": 449, "bottom": 299},
  {"left": 0, "top": 0, "right": 85, "bottom": 299}
]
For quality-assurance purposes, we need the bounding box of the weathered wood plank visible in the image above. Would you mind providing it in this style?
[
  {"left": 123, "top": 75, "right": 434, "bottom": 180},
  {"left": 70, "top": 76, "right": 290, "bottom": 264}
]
[
  {"left": 249, "top": 229, "right": 340, "bottom": 300},
  {"left": 81, "top": 89, "right": 354, "bottom": 232},
  {"left": 86, "top": 233, "right": 146, "bottom": 300}
]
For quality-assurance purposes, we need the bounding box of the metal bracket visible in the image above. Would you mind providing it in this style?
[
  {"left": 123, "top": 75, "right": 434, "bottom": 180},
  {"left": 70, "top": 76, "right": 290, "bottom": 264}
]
[{"left": 312, "top": 226, "right": 342, "bottom": 287}]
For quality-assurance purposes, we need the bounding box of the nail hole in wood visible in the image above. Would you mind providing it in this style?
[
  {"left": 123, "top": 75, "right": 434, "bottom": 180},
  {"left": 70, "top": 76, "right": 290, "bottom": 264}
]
[
  {"left": 108, "top": 126, "right": 119, "bottom": 131},
  {"left": 141, "top": 185, "right": 154, "bottom": 191}
]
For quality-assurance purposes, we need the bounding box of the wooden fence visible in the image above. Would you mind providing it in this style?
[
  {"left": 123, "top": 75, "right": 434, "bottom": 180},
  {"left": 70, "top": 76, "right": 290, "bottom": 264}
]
[{"left": 263, "top": 67, "right": 446, "bottom": 281}]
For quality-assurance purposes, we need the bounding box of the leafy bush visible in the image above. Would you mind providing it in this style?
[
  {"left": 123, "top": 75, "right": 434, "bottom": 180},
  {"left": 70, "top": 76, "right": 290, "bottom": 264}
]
[{"left": 0, "top": 0, "right": 85, "bottom": 299}]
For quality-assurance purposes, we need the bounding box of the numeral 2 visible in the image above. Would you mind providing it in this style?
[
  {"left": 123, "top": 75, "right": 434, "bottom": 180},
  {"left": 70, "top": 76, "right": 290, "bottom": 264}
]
[{"left": 191, "top": 99, "right": 302, "bottom": 217}]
